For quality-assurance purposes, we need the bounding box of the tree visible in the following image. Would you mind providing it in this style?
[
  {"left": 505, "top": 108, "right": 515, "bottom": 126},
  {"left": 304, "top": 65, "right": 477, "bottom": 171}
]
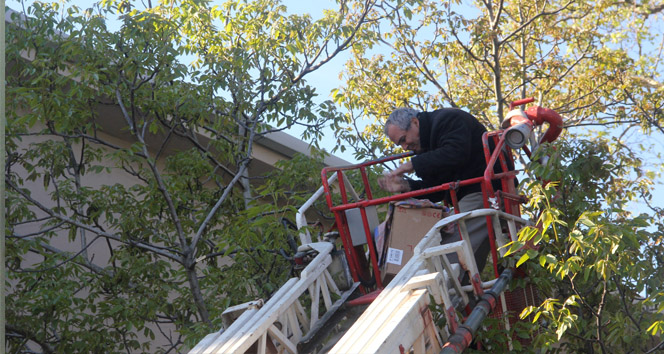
[
  {"left": 333, "top": 0, "right": 664, "bottom": 351},
  {"left": 5, "top": 0, "right": 376, "bottom": 352},
  {"left": 510, "top": 139, "right": 664, "bottom": 353},
  {"left": 6, "top": 0, "right": 664, "bottom": 352}
]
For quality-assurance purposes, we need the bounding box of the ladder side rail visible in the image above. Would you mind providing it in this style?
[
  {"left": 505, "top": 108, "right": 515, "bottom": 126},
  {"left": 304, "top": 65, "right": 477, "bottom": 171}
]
[
  {"left": 331, "top": 218, "right": 453, "bottom": 351},
  {"left": 331, "top": 248, "right": 468, "bottom": 352},
  {"left": 196, "top": 243, "right": 338, "bottom": 354},
  {"left": 424, "top": 208, "right": 531, "bottom": 254},
  {"left": 198, "top": 277, "right": 299, "bottom": 354},
  {"left": 363, "top": 289, "right": 440, "bottom": 353},
  {"left": 189, "top": 333, "right": 220, "bottom": 354},
  {"left": 331, "top": 213, "right": 473, "bottom": 353},
  {"left": 188, "top": 306, "right": 260, "bottom": 354},
  {"left": 190, "top": 299, "right": 266, "bottom": 353},
  {"left": 331, "top": 210, "right": 531, "bottom": 353},
  {"left": 364, "top": 272, "right": 456, "bottom": 353},
  {"left": 330, "top": 259, "right": 429, "bottom": 353},
  {"left": 219, "top": 254, "right": 333, "bottom": 353}
]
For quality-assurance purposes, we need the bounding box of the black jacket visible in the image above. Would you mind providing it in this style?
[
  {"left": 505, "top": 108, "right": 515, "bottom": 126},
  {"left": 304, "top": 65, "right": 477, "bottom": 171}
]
[{"left": 406, "top": 108, "right": 497, "bottom": 203}]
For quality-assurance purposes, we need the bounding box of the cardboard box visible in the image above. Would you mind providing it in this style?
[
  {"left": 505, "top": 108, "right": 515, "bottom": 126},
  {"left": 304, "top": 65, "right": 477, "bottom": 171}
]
[{"left": 381, "top": 202, "right": 446, "bottom": 277}]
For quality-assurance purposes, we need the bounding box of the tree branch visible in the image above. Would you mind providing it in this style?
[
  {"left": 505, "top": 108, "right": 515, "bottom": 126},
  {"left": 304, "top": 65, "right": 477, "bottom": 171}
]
[
  {"left": 6, "top": 178, "right": 183, "bottom": 262},
  {"left": 14, "top": 236, "right": 101, "bottom": 273},
  {"left": 6, "top": 324, "right": 55, "bottom": 354}
]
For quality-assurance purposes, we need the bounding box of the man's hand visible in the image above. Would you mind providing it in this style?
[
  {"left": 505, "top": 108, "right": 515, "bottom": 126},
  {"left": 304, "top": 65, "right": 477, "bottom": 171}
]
[
  {"left": 392, "top": 161, "right": 414, "bottom": 176},
  {"left": 378, "top": 161, "right": 414, "bottom": 193},
  {"left": 377, "top": 173, "right": 410, "bottom": 193}
]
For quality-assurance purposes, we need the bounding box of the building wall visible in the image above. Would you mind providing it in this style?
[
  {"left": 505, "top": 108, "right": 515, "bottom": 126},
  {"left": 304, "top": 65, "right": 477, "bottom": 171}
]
[{"left": 8, "top": 103, "right": 347, "bottom": 352}]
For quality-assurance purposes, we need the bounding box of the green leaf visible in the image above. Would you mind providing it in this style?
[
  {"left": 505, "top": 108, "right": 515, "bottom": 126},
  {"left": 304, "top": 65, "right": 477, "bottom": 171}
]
[
  {"left": 647, "top": 321, "right": 664, "bottom": 336},
  {"left": 516, "top": 252, "right": 530, "bottom": 267}
]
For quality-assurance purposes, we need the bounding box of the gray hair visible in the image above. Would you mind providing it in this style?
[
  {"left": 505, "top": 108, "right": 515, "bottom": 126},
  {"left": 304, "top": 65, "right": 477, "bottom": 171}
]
[{"left": 384, "top": 107, "right": 420, "bottom": 135}]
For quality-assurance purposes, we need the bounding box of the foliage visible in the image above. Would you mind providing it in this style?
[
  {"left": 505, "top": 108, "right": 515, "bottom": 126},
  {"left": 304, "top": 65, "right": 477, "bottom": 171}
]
[
  {"left": 506, "top": 140, "right": 664, "bottom": 352},
  {"left": 331, "top": 0, "right": 664, "bottom": 352},
  {"left": 5, "top": 0, "right": 374, "bottom": 352},
  {"left": 6, "top": 0, "right": 664, "bottom": 352},
  {"left": 334, "top": 0, "right": 664, "bottom": 164}
]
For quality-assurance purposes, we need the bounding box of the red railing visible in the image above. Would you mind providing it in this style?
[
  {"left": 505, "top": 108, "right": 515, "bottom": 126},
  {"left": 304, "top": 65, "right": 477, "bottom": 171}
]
[
  {"left": 319, "top": 99, "right": 561, "bottom": 293},
  {"left": 320, "top": 133, "right": 519, "bottom": 292}
]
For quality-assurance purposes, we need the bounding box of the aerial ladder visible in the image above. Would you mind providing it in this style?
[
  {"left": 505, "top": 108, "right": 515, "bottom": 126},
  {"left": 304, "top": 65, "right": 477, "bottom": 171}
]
[{"left": 190, "top": 98, "right": 563, "bottom": 353}]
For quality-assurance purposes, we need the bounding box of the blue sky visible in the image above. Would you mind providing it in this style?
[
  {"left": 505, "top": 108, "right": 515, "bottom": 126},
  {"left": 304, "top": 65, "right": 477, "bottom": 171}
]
[
  {"left": 7, "top": 0, "right": 662, "bottom": 215},
  {"left": 5, "top": 0, "right": 355, "bottom": 157}
]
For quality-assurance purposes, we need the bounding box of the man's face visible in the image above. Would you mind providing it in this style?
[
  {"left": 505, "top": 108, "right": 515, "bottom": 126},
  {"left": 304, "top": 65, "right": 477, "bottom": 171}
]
[{"left": 387, "top": 117, "right": 421, "bottom": 153}]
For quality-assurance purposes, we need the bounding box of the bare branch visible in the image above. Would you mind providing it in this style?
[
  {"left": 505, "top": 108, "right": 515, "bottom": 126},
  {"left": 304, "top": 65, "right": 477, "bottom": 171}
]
[
  {"left": 6, "top": 324, "right": 55, "bottom": 354},
  {"left": 9, "top": 221, "right": 66, "bottom": 239},
  {"left": 500, "top": 0, "right": 575, "bottom": 45},
  {"left": 6, "top": 178, "right": 183, "bottom": 262},
  {"left": 293, "top": 0, "right": 375, "bottom": 82}
]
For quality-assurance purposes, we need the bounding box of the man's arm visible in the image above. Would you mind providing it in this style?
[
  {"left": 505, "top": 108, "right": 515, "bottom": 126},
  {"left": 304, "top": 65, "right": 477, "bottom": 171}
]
[{"left": 410, "top": 114, "right": 473, "bottom": 182}]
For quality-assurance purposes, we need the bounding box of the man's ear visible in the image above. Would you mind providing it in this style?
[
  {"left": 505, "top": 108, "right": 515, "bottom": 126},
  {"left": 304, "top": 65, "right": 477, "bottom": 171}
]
[{"left": 411, "top": 117, "right": 419, "bottom": 129}]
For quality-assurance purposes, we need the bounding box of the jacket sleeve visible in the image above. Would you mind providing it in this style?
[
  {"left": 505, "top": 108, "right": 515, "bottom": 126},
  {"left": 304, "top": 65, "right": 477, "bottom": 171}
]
[{"left": 410, "top": 114, "right": 473, "bottom": 183}]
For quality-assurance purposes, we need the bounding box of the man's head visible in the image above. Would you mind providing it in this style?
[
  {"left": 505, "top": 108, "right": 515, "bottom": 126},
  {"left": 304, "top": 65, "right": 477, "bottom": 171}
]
[{"left": 384, "top": 107, "right": 422, "bottom": 153}]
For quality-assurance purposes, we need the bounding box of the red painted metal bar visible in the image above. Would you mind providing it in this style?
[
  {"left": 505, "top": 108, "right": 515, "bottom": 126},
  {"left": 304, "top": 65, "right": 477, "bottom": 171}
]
[
  {"left": 346, "top": 289, "right": 382, "bottom": 307},
  {"left": 482, "top": 134, "right": 509, "bottom": 200},
  {"left": 320, "top": 169, "right": 335, "bottom": 208},
  {"left": 360, "top": 167, "right": 373, "bottom": 200},
  {"left": 337, "top": 170, "right": 349, "bottom": 205},
  {"left": 482, "top": 134, "right": 512, "bottom": 278},
  {"left": 321, "top": 152, "right": 414, "bottom": 176},
  {"left": 488, "top": 132, "right": 516, "bottom": 214},
  {"left": 334, "top": 210, "right": 360, "bottom": 283},
  {"left": 449, "top": 183, "right": 460, "bottom": 214},
  {"left": 318, "top": 129, "right": 524, "bottom": 292},
  {"left": 327, "top": 176, "right": 485, "bottom": 212},
  {"left": 481, "top": 132, "right": 493, "bottom": 175},
  {"left": 509, "top": 97, "right": 535, "bottom": 110},
  {"left": 320, "top": 169, "right": 369, "bottom": 291},
  {"left": 360, "top": 206, "right": 383, "bottom": 289}
]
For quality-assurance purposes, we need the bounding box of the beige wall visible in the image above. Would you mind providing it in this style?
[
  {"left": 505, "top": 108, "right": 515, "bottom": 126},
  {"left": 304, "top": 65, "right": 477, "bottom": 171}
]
[{"left": 9, "top": 95, "right": 347, "bottom": 350}]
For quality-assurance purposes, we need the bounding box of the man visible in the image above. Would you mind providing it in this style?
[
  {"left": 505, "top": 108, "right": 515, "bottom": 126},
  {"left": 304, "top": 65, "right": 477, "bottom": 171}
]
[{"left": 378, "top": 107, "right": 498, "bottom": 275}]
